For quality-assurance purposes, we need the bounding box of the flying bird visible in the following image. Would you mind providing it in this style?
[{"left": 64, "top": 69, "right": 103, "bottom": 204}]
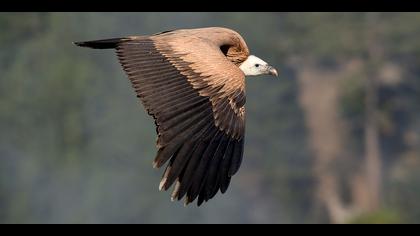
[{"left": 75, "top": 27, "right": 278, "bottom": 206}]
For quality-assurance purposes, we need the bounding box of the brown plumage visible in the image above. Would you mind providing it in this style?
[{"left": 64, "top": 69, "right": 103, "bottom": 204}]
[{"left": 75, "top": 27, "right": 277, "bottom": 206}]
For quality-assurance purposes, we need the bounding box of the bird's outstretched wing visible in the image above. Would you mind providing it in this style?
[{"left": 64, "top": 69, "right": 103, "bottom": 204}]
[{"left": 77, "top": 30, "right": 248, "bottom": 205}]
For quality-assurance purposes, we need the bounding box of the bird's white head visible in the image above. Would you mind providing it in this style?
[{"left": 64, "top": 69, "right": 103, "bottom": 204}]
[{"left": 239, "top": 55, "right": 278, "bottom": 77}]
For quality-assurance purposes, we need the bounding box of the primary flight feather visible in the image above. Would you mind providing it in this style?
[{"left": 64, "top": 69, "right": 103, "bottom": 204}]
[{"left": 75, "top": 27, "right": 278, "bottom": 206}]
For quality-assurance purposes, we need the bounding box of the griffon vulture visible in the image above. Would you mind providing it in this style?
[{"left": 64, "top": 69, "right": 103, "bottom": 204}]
[{"left": 75, "top": 27, "right": 278, "bottom": 206}]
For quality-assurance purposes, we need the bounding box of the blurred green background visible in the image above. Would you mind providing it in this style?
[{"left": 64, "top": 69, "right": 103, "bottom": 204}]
[{"left": 0, "top": 12, "right": 419, "bottom": 224}]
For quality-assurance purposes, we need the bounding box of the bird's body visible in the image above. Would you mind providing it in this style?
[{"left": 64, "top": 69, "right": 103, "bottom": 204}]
[{"left": 75, "top": 27, "right": 277, "bottom": 206}]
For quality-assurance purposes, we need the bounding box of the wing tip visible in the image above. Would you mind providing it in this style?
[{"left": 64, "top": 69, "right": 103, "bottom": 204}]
[
  {"left": 159, "top": 178, "right": 167, "bottom": 191},
  {"left": 184, "top": 197, "right": 191, "bottom": 207},
  {"left": 152, "top": 161, "right": 159, "bottom": 169},
  {"left": 73, "top": 38, "right": 123, "bottom": 49}
]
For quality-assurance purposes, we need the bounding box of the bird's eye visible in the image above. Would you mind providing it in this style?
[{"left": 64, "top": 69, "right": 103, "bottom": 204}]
[{"left": 255, "top": 64, "right": 260, "bottom": 68}]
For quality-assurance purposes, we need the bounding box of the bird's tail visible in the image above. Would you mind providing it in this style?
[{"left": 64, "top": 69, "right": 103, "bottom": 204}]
[{"left": 74, "top": 38, "right": 125, "bottom": 49}]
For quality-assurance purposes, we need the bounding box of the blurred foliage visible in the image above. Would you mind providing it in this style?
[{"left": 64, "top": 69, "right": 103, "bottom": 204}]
[
  {"left": 348, "top": 209, "right": 403, "bottom": 224},
  {"left": 0, "top": 12, "right": 419, "bottom": 223}
]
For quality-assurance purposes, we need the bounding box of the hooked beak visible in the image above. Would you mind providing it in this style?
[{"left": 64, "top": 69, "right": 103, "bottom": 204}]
[{"left": 267, "top": 65, "right": 278, "bottom": 77}]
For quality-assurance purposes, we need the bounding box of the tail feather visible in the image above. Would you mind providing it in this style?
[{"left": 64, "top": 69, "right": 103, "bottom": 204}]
[{"left": 74, "top": 38, "right": 124, "bottom": 49}]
